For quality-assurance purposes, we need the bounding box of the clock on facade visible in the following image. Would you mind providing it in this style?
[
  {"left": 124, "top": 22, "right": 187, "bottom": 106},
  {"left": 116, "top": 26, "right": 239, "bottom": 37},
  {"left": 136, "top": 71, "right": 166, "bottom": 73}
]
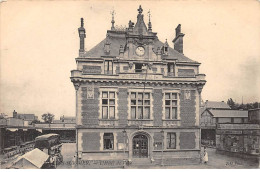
[{"left": 135, "top": 46, "right": 145, "bottom": 56}]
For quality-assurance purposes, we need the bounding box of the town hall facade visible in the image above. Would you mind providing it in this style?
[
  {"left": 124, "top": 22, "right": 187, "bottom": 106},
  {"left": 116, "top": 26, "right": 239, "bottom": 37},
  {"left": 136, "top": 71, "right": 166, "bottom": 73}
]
[{"left": 70, "top": 5, "right": 206, "bottom": 166}]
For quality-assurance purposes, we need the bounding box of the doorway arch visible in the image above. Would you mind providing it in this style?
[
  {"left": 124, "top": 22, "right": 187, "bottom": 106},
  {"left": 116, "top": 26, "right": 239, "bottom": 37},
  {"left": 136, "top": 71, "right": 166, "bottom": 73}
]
[{"left": 132, "top": 134, "right": 148, "bottom": 158}]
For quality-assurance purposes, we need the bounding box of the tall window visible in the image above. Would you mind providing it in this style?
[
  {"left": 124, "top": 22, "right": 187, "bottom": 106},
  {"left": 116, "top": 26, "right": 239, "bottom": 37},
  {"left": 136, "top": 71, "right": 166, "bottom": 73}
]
[
  {"left": 102, "top": 91, "right": 115, "bottom": 119},
  {"left": 167, "top": 63, "right": 175, "bottom": 76},
  {"left": 165, "top": 92, "right": 178, "bottom": 119},
  {"left": 131, "top": 92, "right": 150, "bottom": 119},
  {"left": 104, "top": 60, "right": 113, "bottom": 74},
  {"left": 167, "top": 133, "right": 176, "bottom": 149},
  {"left": 103, "top": 133, "right": 114, "bottom": 150}
]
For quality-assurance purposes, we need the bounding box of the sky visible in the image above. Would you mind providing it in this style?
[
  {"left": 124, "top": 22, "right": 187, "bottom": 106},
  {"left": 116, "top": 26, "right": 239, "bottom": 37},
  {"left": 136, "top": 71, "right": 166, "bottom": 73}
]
[{"left": 0, "top": 0, "right": 260, "bottom": 119}]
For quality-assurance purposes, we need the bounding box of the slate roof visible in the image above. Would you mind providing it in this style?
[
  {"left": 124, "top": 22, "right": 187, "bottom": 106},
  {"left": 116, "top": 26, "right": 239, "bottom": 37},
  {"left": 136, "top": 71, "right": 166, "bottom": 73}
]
[
  {"left": 205, "top": 101, "right": 231, "bottom": 109},
  {"left": 208, "top": 109, "right": 248, "bottom": 118},
  {"left": 84, "top": 36, "right": 197, "bottom": 63},
  {"left": 83, "top": 5, "right": 198, "bottom": 63}
]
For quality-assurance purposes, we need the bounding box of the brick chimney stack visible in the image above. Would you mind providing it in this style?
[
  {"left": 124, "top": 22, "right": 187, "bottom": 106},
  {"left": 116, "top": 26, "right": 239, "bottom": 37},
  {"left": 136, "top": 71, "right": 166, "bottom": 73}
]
[{"left": 172, "top": 24, "right": 185, "bottom": 54}]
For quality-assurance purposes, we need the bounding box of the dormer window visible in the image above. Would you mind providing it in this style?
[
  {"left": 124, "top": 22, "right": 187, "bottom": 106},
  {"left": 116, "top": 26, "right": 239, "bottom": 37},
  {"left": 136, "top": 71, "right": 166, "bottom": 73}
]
[
  {"left": 163, "top": 39, "right": 169, "bottom": 55},
  {"left": 135, "top": 63, "right": 143, "bottom": 73},
  {"left": 167, "top": 63, "right": 175, "bottom": 77},
  {"left": 104, "top": 60, "right": 113, "bottom": 75},
  {"left": 104, "top": 43, "right": 110, "bottom": 54}
]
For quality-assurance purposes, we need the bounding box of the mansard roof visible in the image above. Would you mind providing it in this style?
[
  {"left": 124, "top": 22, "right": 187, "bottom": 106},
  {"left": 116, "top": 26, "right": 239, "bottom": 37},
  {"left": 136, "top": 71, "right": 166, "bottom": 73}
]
[
  {"left": 83, "top": 5, "right": 198, "bottom": 63},
  {"left": 84, "top": 35, "right": 197, "bottom": 63}
]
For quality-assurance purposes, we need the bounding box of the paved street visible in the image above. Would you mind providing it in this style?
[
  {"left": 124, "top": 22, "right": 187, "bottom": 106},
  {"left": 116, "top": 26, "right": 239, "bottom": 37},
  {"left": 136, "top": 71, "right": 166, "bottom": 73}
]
[{"left": 57, "top": 143, "right": 259, "bottom": 169}]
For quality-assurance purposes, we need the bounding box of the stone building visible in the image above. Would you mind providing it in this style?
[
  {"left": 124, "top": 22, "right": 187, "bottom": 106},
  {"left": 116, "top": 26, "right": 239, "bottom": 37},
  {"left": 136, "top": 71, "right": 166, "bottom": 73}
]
[
  {"left": 13, "top": 110, "right": 38, "bottom": 124},
  {"left": 70, "top": 6, "right": 206, "bottom": 166}
]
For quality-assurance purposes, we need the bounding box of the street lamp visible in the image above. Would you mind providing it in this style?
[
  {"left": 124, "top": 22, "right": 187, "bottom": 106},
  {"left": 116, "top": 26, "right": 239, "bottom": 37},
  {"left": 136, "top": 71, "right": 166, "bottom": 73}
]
[{"left": 161, "top": 130, "right": 164, "bottom": 166}]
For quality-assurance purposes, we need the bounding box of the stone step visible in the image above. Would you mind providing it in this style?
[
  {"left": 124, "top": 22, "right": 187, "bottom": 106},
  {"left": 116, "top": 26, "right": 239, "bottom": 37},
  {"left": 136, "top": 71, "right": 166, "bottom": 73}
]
[{"left": 131, "top": 158, "right": 152, "bottom": 166}]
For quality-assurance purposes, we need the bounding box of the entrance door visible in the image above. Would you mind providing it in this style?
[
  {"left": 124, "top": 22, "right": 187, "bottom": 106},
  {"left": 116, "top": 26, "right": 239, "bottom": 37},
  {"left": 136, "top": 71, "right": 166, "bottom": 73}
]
[{"left": 133, "top": 134, "right": 148, "bottom": 158}]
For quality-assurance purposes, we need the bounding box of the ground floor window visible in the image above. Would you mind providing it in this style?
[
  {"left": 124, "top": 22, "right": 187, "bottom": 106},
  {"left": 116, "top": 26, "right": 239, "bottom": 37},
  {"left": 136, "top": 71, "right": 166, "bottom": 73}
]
[
  {"left": 167, "top": 133, "right": 176, "bottom": 149},
  {"left": 103, "top": 133, "right": 114, "bottom": 150}
]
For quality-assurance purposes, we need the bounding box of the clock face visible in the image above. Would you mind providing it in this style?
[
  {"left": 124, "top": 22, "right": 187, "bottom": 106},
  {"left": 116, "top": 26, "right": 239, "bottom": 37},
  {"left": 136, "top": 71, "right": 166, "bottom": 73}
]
[{"left": 135, "top": 46, "right": 145, "bottom": 56}]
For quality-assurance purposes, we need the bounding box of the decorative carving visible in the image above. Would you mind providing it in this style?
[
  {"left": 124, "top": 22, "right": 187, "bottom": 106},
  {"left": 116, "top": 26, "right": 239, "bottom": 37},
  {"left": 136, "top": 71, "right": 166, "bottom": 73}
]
[
  {"left": 73, "top": 83, "right": 81, "bottom": 91},
  {"left": 128, "top": 20, "right": 134, "bottom": 29},
  {"left": 198, "top": 85, "right": 203, "bottom": 94},
  {"left": 87, "top": 83, "right": 94, "bottom": 99},
  {"left": 137, "top": 5, "right": 143, "bottom": 14},
  {"left": 138, "top": 34, "right": 143, "bottom": 40},
  {"left": 128, "top": 62, "right": 134, "bottom": 69},
  {"left": 147, "top": 63, "right": 153, "bottom": 70},
  {"left": 184, "top": 90, "right": 191, "bottom": 100}
]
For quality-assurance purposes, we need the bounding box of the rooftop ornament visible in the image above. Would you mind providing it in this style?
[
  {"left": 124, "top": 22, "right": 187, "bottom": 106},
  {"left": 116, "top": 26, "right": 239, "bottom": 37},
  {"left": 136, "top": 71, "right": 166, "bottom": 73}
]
[
  {"left": 148, "top": 9, "right": 152, "bottom": 31},
  {"left": 110, "top": 9, "right": 116, "bottom": 30},
  {"left": 138, "top": 5, "right": 143, "bottom": 14}
]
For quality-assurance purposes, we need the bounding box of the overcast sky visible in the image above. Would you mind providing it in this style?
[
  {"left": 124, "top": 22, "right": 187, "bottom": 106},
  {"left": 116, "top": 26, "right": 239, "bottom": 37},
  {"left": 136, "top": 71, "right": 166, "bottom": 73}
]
[{"left": 1, "top": 0, "right": 260, "bottom": 119}]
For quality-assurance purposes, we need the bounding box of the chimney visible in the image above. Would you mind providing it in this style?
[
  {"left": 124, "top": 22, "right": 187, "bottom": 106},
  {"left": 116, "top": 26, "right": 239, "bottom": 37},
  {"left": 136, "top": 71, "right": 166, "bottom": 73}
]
[
  {"left": 13, "top": 110, "right": 17, "bottom": 118},
  {"left": 172, "top": 24, "right": 185, "bottom": 54},
  {"left": 78, "top": 18, "right": 86, "bottom": 57}
]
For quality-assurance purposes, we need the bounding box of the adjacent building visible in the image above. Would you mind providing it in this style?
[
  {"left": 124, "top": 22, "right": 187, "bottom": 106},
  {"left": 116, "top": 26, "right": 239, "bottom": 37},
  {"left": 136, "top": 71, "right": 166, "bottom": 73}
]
[
  {"left": 216, "top": 122, "right": 260, "bottom": 157},
  {"left": 215, "top": 108, "right": 259, "bottom": 157},
  {"left": 248, "top": 108, "right": 260, "bottom": 124},
  {"left": 70, "top": 6, "right": 206, "bottom": 166},
  {"left": 13, "top": 110, "right": 38, "bottom": 125},
  {"left": 200, "top": 101, "right": 248, "bottom": 146}
]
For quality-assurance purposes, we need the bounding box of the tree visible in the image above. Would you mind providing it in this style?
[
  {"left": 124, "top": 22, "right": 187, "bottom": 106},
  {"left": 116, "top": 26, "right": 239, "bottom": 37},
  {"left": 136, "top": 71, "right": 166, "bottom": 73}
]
[
  {"left": 253, "top": 102, "right": 260, "bottom": 109},
  {"left": 0, "top": 113, "right": 7, "bottom": 119},
  {"left": 227, "top": 99, "right": 260, "bottom": 110},
  {"left": 42, "top": 113, "right": 54, "bottom": 123},
  {"left": 227, "top": 98, "right": 236, "bottom": 109}
]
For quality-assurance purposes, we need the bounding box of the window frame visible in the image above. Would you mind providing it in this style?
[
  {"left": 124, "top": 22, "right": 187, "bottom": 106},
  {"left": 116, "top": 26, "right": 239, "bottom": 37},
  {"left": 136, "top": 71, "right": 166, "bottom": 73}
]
[
  {"left": 130, "top": 92, "right": 151, "bottom": 119},
  {"left": 167, "top": 63, "right": 175, "bottom": 76},
  {"left": 163, "top": 91, "right": 180, "bottom": 120},
  {"left": 104, "top": 60, "right": 113, "bottom": 75},
  {"left": 99, "top": 88, "right": 118, "bottom": 120},
  {"left": 166, "top": 132, "right": 176, "bottom": 149},
  {"left": 103, "top": 133, "right": 114, "bottom": 150}
]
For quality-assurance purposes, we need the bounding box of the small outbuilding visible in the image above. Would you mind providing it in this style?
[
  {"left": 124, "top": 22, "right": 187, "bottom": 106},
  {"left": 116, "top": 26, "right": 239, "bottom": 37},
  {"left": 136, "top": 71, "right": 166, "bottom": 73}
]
[{"left": 11, "top": 148, "right": 49, "bottom": 169}]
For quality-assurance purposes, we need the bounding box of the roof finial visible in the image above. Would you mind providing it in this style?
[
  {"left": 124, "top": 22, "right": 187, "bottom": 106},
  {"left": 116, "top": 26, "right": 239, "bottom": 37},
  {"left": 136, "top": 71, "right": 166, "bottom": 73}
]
[
  {"left": 148, "top": 9, "right": 151, "bottom": 22},
  {"left": 138, "top": 5, "right": 143, "bottom": 14},
  {"left": 165, "top": 39, "right": 169, "bottom": 46},
  {"left": 81, "top": 18, "right": 84, "bottom": 27},
  {"left": 148, "top": 9, "right": 152, "bottom": 31},
  {"left": 110, "top": 8, "right": 115, "bottom": 30}
]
